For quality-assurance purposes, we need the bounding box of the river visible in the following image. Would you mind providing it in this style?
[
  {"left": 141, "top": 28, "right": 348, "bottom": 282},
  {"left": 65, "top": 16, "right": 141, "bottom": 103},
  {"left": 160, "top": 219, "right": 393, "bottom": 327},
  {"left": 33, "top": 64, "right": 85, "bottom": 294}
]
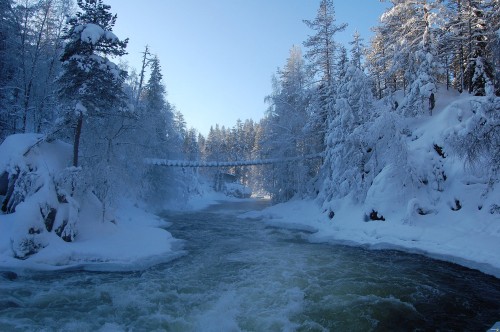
[{"left": 1, "top": 199, "right": 499, "bottom": 331}]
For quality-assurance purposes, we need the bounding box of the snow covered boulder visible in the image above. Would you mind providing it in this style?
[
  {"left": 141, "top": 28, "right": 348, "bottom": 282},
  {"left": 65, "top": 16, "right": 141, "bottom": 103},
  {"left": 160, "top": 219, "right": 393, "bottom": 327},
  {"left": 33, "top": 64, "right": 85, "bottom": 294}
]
[
  {"left": 0, "top": 134, "right": 79, "bottom": 258},
  {"left": 0, "top": 134, "right": 181, "bottom": 270}
]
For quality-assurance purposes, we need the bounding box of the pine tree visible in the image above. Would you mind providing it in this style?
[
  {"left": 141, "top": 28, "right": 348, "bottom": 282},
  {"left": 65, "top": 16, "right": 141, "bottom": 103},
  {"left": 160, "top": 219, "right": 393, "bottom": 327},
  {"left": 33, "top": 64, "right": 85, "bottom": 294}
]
[
  {"left": 485, "top": 0, "right": 499, "bottom": 95},
  {"left": 439, "top": 0, "right": 496, "bottom": 95},
  {"left": 142, "top": 55, "right": 171, "bottom": 153},
  {"left": 464, "top": 0, "right": 495, "bottom": 95},
  {"left": 376, "top": 0, "right": 437, "bottom": 95},
  {"left": 401, "top": 1, "right": 439, "bottom": 116},
  {"left": 440, "top": 0, "right": 468, "bottom": 92},
  {"left": 183, "top": 128, "right": 199, "bottom": 161},
  {"left": 334, "top": 45, "right": 349, "bottom": 81},
  {"left": 349, "top": 30, "right": 365, "bottom": 70},
  {"left": 173, "top": 109, "right": 187, "bottom": 141},
  {"left": 262, "top": 46, "right": 314, "bottom": 202},
  {"left": 321, "top": 64, "right": 375, "bottom": 202},
  {"left": 58, "top": 0, "right": 128, "bottom": 167},
  {"left": 302, "top": 0, "right": 347, "bottom": 155},
  {"left": 366, "top": 31, "right": 389, "bottom": 99},
  {"left": 303, "top": 0, "right": 347, "bottom": 85}
]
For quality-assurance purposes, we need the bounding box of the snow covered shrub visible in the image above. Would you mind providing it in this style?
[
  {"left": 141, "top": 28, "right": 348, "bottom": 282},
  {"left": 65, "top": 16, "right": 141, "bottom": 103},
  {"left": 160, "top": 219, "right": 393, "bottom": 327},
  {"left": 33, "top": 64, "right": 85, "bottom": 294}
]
[
  {"left": 1, "top": 168, "right": 40, "bottom": 214},
  {"left": 401, "top": 56, "right": 437, "bottom": 117},
  {"left": 0, "top": 135, "right": 83, "bottom": 257},
  {"left": 320, "top": 65, "right": 377, "bottom": 204},
  {"left": 470, "top": 57, "right": 495, "bottom": 97},
  {"left": 445, "top": 97, "right": 500, "bottom": 184},
  {"left": 490, "top": 204, "right": 500, "bottom": 215}
]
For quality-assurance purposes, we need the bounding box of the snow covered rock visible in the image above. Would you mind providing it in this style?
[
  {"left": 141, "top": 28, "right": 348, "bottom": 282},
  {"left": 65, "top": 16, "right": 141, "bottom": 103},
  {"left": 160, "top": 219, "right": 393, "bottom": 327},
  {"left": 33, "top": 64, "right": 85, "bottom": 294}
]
[
  {"left": 0, "top": 134, "right": 180, "bottom": 270},
  {"left": 0, "top": 134, "right": 77, "bottom": 258}
]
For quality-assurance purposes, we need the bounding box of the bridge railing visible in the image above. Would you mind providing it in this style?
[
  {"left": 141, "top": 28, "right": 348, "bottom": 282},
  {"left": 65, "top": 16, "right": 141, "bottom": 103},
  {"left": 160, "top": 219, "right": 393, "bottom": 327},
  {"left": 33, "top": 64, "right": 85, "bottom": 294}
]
[{"left": 144, "top": 153, "right": 324, "bottom": 168}]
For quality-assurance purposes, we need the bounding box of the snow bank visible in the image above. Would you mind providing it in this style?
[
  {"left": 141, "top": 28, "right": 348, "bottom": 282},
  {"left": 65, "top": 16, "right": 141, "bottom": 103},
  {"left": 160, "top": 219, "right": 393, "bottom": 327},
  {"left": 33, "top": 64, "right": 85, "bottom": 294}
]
[
  {"left": 0, "top": 200, "right": 183, "bottom": 272},
  {"left": 243, "top": 197, "right": 500, "bottom": 278},
  {"left": 0, "top": 134, "right": 182, "bottom": 272},
  {"left": 242, "top": 92, "right": 500, "bottom": 279}
]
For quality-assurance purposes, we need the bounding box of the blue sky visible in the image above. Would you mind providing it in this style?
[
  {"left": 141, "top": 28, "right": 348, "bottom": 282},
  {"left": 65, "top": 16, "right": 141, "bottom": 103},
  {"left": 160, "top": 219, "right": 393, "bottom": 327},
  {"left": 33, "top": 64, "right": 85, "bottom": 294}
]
[{"left": 106, "top": 0, "right": 389, "bottom": 136}]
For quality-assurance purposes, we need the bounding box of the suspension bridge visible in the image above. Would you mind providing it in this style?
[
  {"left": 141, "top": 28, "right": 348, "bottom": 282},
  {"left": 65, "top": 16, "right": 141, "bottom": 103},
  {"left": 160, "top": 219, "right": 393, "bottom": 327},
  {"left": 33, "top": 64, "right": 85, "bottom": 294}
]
[{"left": 145, "top": 153, "right": 324, "bottom": 168}]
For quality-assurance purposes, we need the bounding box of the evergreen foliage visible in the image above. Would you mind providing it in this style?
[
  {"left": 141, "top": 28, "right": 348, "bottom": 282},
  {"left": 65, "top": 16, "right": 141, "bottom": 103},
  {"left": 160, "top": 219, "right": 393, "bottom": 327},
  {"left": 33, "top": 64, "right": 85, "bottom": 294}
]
[{"left": 58, "top": 0, "right": 128, "bottom": 166}]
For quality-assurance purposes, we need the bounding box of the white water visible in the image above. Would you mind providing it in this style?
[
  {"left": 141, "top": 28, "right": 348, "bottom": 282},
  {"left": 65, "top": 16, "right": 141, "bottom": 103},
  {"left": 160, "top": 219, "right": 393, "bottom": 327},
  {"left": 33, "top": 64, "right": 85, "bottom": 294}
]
[{"left": 1, "top": 200, "right": 499, "bottom": 331}]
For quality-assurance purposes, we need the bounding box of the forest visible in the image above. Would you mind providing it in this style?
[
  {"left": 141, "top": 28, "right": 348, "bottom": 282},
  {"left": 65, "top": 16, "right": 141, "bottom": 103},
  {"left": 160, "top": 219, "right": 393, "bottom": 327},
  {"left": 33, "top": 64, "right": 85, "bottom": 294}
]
[{"left": 0, "top": 0, "right": 499, "bottom": 266}]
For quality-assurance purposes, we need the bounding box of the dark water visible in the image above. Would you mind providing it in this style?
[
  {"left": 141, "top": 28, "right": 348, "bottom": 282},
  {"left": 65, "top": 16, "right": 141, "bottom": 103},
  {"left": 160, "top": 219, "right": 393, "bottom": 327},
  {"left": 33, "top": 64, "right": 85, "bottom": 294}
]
[{"left": 0, "top": 199, "right": 499, "bottom": 331}]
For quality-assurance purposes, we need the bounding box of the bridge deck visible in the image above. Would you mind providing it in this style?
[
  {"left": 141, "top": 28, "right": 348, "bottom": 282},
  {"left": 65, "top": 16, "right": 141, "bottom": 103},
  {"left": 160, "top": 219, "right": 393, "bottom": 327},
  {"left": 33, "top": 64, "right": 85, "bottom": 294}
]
[{"left": 145, "top": 153, "right": 323, "bottom": 168}]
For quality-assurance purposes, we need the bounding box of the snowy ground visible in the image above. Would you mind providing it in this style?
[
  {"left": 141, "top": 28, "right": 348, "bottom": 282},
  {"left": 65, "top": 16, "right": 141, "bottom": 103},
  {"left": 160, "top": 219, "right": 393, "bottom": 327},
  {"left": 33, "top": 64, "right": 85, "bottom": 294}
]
[{"left": 0, "top": 198, "right": 184, "bottom": 272}]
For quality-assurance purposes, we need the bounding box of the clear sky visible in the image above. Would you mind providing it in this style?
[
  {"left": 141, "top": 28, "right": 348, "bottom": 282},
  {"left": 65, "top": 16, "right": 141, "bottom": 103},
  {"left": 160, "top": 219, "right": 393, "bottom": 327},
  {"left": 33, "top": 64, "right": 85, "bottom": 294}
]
[{"left": 105, "top": 0, "right": 388, "bottom": 136}]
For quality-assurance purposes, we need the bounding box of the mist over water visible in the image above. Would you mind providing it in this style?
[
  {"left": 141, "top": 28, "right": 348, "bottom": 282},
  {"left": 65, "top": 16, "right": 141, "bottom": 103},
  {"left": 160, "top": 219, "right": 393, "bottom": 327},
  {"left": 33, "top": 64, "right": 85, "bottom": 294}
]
[{"left": 1, "top": 200, "right": 499, "bottom": 331}]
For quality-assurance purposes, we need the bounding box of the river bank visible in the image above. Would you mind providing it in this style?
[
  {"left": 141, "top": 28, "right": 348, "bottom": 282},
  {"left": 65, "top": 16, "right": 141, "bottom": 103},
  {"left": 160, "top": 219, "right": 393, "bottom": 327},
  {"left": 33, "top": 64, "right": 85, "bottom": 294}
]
[
  {"left": 241, "top": 198, "right": 500, "bottom": 279},
  {"left": 1, "top": 200, "right": 499, "bottom": 331}
]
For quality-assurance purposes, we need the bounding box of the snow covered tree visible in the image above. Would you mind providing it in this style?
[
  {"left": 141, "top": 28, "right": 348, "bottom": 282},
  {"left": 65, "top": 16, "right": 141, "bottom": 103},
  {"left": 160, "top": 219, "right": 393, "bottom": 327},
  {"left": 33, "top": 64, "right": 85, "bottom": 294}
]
[
  {"left": 137, "top": 55, "right": 195, "bottom": 207},
  {"left": 320, "top": 64, "right": 376, "bottom": 202},
  {"left": 262, "top": 46, "right": 316, "bottom": 202},
  {"left": 485, "top": 0, "right": 500, "bottom": 95},
  {"left": 142, "top": 55, "right": 171, "bottom": 150},
  {"left": 400, "top": 1, "right": 439, "bottom": 116},
  {"left": 173, "top": 109, "right": 187, "bottom": 142},
  {"left": 334, "top": 45, "right": 349, "bottom": 81},
  {"left": 0, "top": 0, "right": 18, "bottom": 139},
  {"left": 0, "top": 0, "right": 71, "bottom": 138},
  {"left": 135, "top": 45, "right": 151, "bottom": 107},
  {"left": 30, "top": 0, "right": 73, "bottom": 133},
  {"left": 349, "top": 30, "right": 365, "bottom": 70},
  {"left": 463, "top": 0, "right": 495, "bottom": 96},
  {"left": 374, "top": 0, "right": 441, "bottom": 97},
  {"left": 15, "top": 0, "right": 63, "bottom": 132},
  {"left": 303, "top": 0, "right": 347, "bottom": 154},
  {"left": 303, "top": 0, "right": 347, "bottom": 85},
  {"left": 366, "top": 31, "right": 390, "bottom": 99},
  {"left": 436, "top": 0, "right": 497, "bottom": 95},
  {"left": 184, "top": 128, "right": 200, "bottom": 161},
  {"left": 57, "top": 0, "right": 128, "bottom": 167},
  {"left": 446, "top": 96, "right": 500, "bottom": 191},
  {"left": 439, "top": 0, "right": 469, "bottom": 92}
]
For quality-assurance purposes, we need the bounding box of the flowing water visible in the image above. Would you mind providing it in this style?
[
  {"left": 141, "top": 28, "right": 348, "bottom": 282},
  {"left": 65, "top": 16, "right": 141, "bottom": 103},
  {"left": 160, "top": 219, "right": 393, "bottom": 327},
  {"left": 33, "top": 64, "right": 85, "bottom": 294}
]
[{"left": 0, "top": 200, "right": 499, "bottom": 331}]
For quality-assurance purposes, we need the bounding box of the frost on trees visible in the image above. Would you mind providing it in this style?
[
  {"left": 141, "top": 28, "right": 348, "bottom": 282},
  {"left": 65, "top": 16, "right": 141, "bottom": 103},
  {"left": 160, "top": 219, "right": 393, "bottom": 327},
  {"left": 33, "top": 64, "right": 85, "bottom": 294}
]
[
  {"left": 320, "top": 64, "right": 377, "bottom": 203},
  {"left": 57, "top": 0, "right": 128, "bottom": 167},
  {"left": 398, "top": 1, "right": 438, "bottom": 116},
  {"left": 137, "top": 55, "right": 186, "bottom": 207},
  {"left": 262, "top": 46, "right": 316, "bottom": 202},
  {"left": 445, "top": 96, "right": 500, "bottom": 187},
  {"left": 303, "top": 0, "right": 347, "bottom": 152}
]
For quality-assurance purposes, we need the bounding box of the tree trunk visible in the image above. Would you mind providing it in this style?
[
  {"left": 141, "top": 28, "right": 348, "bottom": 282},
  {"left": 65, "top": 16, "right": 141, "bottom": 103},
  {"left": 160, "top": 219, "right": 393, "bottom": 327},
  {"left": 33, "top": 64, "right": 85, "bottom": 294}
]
[
  {"left": 135, "top": 45, "right": 150, "bottom": 107},
  {"left": 73, "top": 111, "right": 83, "bottom": 167}
]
